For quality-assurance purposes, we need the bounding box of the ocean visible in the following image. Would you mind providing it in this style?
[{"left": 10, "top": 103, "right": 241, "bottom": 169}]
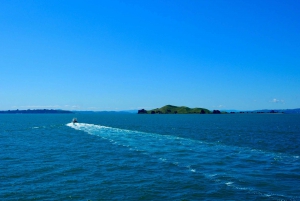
[{"left": 1, "top": 113, "right": 299, "bottom": 200}]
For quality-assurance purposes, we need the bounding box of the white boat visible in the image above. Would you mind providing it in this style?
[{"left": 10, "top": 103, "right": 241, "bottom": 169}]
[{"left": 72, "top": 118, "right": 78, "bottom": 123}]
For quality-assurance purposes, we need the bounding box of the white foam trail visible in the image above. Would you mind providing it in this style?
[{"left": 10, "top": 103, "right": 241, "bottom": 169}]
[{"left": 66, "top": 122, "right": 299, "bottom": 201}]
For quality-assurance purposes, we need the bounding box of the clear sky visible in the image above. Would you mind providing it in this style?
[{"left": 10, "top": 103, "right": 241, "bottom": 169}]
[{"left": 1, "top": 0, "right": 299, "bottom": 111}]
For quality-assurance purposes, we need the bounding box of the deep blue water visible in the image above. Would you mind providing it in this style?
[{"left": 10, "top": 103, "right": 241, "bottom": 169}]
[{"left": 1, "top": 114, "right": 299, "bottom": 200}]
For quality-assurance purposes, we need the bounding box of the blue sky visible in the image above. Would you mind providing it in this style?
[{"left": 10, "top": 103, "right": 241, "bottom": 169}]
[{"left": 1, "top": 0, "right": 299, "bottom": 111}]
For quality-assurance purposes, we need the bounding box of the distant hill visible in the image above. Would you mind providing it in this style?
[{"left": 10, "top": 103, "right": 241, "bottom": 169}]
[
  {"left": 283, "top": 108, "right": 300, "bottom": 114},
  {"left": 74, "top": 110, "right": 135, "bottom": 114},
  {"left": 0, "top": 109, "right": 73, "bottom": 114},
  {"left": 253, "top": 108, "right": 300, "bottom": 114},
  {"left": 222, "top": 108, "right": 300, "bottom": 114},
  {"left": 221, "top": 109, "right": 241, "bottom": 113},
  {"left": 138, "top": 105, "right": 213, "bottom": 114}
]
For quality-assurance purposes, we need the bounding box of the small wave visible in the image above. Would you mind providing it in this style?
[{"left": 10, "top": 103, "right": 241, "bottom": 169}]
[
  {"left": 190, "top": 169, "right": 196, "bottom": 173},
  {"left": 226, "top": 182, "right": 233, "bottom": 186}
]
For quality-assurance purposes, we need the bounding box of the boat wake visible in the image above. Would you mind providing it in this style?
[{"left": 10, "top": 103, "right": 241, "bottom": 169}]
[{"left": 66, "top": 123, "right": 300, "bottom": 200}]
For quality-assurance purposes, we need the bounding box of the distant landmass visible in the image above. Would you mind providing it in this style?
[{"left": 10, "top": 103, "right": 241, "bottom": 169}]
[
  {"left": 253, "top": 108, "right": 300, "bottom": 114},
  {"left": 282, "top": 108, "right": 300, "bottom": 114},
  {"left": 0, "top": 109, "right": 73, "bottom": 114},
  {"left": 225, "top": 108, "right": 300, "bottom": 114},
  {"left": 73, "top": 110, "right": 137, "bottom": 114},
  {"left": 1, "top": 108, "right": 299, "bottom": 115},
  {"left": 138, "top": 105, "right": 300, "bottom": 114},
  {"left": 138, "top": 105, "right": 220, "bottom": 114}
]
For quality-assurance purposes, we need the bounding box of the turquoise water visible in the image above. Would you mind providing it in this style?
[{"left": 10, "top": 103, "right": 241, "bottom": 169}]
[{"left": 1, "top": 114, "right": 299, "bottom": 200}]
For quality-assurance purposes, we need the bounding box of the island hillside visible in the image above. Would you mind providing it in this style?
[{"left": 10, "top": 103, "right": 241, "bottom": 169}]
[{"left": 138, "top": 105, "right": 217, "bottom": 114}]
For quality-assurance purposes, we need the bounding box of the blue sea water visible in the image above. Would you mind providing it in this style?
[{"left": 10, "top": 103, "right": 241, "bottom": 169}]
[{"left": 1, "top": 113, "right": 300, "bottom": 200}]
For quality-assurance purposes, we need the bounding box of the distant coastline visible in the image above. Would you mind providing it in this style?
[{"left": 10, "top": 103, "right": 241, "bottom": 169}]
[
  {"left": 0, "top": 109, "right": 73, "bottom": 114},
  {"left": 1, "top": 107, "right": 299, "bottom": 114},
  {"left": 138, "top": 105, "right": 300, "bottom": 114},
  {"left": 138, "top": 105, "right": 220, "bottom": 114}
]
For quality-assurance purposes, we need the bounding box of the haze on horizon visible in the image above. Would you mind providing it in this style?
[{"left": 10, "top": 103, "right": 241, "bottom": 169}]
[{"left": 1, "top": 0, "right": 299, "bottom": 111}]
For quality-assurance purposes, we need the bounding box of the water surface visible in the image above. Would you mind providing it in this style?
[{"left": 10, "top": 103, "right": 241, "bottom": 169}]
[{"left": 1, "top": 114, "right": 299, "bottom": 200}]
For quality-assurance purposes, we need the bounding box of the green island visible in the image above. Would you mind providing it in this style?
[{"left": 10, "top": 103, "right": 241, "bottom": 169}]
[
  {"left": 138, "top": 105, "right": 222, "bottom": 114},
  {"left": 137, "top": 105, "right": 300, "bottom": 114}
]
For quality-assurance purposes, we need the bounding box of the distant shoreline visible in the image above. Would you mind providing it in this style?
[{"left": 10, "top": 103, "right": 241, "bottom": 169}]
[
  {"left": 137, "top": 105, "right": 300, "bottom": 114},
  {"left": 0, "top": 109, "right": 73, "bottom": 114},
  {"left": 0, "top": 107, "right": 299, "bottom": 114}
]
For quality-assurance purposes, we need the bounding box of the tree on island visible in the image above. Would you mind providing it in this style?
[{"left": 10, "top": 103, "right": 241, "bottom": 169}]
[
  {"left": 213, "top": 110, "right": 221, "bottom": 114},
  {"left": 138, "top": 109, "right": 147, "bottom": 114}
]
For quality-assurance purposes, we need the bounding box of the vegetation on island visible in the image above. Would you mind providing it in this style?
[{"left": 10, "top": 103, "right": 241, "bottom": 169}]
[
  {"left": 138, "top": 105, "right": 219, "bottom": 114},
  {"left": 138, "top": 105, "right": 300, "bottom": 114}
]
